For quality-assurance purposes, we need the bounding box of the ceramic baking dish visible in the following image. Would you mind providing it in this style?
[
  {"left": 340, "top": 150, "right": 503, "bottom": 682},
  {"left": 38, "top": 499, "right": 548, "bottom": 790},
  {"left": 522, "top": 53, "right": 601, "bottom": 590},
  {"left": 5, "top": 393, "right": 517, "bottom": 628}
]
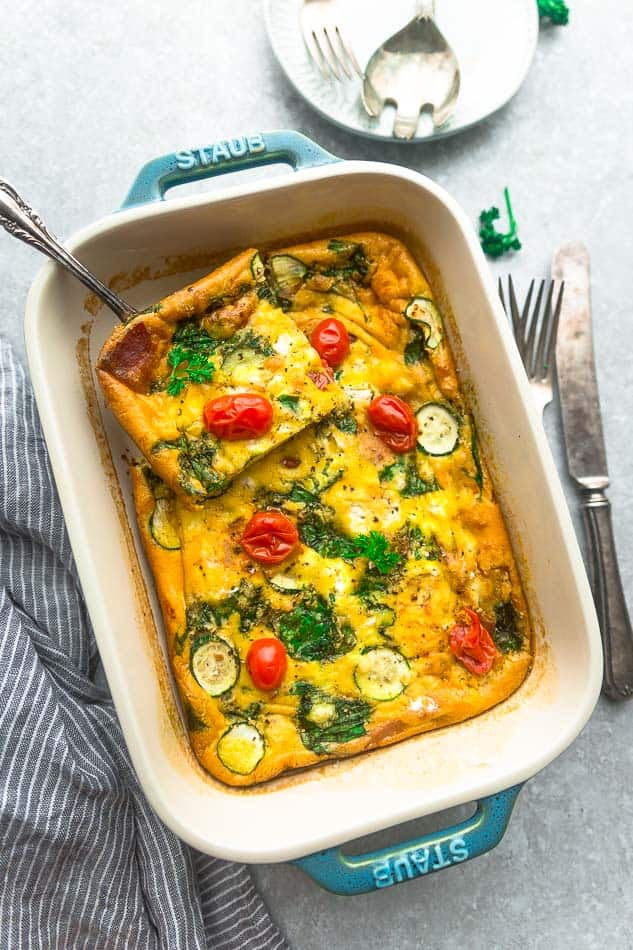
[{"left": 24, "top": 131, "right": 602, "bottom": 895}]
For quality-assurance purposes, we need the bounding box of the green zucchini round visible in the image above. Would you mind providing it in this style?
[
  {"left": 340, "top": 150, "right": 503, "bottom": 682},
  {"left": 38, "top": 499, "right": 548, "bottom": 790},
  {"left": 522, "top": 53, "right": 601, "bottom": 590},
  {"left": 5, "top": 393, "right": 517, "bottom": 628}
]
[
  {"left": 354, "top": 647, "right": 410, "bottom": 702},
  {"left": 149, "top": 498, "right": 181, "bottom": 550},
  {"left": 404, "top": 297, "right": 442, "bottom": 350},
  {"left": 217, "top": 722, "right": 265, "bottom": 775},
  {"left": 416, "top": 403, "right": 459, "bottom": 456},
  {"left": 190, "top": 635, "right": 239, "bottom": 697}
]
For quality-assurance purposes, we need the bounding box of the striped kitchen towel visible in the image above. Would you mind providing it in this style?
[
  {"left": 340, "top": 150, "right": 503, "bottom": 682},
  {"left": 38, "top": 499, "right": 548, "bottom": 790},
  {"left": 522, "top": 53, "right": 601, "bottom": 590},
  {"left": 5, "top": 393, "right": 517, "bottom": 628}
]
[{"left": 0, "top": 338, "right": 288, "bottom": 950}]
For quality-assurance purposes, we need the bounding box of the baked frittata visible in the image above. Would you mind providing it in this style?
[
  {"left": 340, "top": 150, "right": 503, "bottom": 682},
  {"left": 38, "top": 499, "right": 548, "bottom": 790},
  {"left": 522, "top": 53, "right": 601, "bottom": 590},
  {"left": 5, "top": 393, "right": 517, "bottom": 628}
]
[
  {"left": 97, "top": 249, "right": 347, "bottom": 499},
  {"left": 124, "top": 233, "right": 533, "bottom": 786}
]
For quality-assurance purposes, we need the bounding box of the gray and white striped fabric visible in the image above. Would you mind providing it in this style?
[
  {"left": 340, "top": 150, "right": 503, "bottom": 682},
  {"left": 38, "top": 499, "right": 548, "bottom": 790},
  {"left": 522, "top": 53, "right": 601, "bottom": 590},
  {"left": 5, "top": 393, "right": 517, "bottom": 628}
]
[{"left": 0, "top": 339, "right": 289, "bottom": 950}]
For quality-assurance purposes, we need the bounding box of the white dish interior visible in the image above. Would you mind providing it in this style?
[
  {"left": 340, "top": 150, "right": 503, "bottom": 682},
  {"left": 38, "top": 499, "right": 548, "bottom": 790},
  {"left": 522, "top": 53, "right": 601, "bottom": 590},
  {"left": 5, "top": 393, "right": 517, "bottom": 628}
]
[{"left": 25, "top": 162, "right": 602, "bottom": 863}]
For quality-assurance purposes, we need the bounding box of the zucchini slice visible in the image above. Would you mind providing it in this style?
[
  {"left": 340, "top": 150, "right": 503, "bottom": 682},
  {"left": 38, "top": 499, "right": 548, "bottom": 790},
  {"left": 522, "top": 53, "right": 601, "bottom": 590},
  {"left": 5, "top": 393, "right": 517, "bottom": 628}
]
[
  {"left": 416, "top": 403, "right": 459, "bottom": 456},
  {"left": 405, "top": 297, "right": 443, "bottom": 350},
  {"left": 267, "top": 573, "right": 305, "bottom": 594},
  {"left": 250, "top": 251, "right": 266, "bottom": 282},
  {"left": 190, "top": 635, "right": 239, "bottom": 697},
  {"left": 354, "top": 648, "right": 410, "bottom": 701},
  {"left": 217, "top": 722, "right": 265, "bottom": 775},
  {"left": 270, "top": 254, "right": 308, "bottom": 296},
  {"left": 149, "top": 498, "right": 181, "bottom": 550}
]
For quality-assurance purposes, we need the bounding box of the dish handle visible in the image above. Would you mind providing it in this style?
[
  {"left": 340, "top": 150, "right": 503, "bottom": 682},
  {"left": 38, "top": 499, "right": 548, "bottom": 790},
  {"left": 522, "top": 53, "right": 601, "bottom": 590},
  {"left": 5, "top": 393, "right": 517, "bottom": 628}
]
[
  {"left": 293, "top": 783, "right": 523, "bottom": 895},
  {"left": 121, "top": 131, "right": 338, "bottom": 208}
]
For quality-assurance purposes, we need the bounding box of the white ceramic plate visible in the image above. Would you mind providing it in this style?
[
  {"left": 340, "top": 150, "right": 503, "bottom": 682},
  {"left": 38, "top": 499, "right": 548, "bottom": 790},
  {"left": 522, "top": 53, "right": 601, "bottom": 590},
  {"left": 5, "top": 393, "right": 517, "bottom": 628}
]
[
  {"left": 264, "top": 0, "right": 539, "bottom": 141},
  {"left": 24, "top": 144, "right": 601, "bottom": 863}
]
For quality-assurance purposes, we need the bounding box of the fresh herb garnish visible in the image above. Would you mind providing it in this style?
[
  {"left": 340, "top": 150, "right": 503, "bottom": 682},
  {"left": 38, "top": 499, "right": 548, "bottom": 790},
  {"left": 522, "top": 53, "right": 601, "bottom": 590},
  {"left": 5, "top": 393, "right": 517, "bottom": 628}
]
[
  {"left": 298, "top": 512, "right": 402, "bottom": 573},
  {"left": 278, "top": 394, "right": 301, "bottom": 414},
  {"left": 277, "top": 587, "right": 355, "bottom": 661},
  {"left": 479, "top": 187, "right": 522, "bottom": 259},
  {"left": 537, "top": 0, "right": 569, "bottom": 24},
  {"left": 493, "top": 602, "right": 523, "bottom": 652},
  {"left": 166, "top": 345, "right": 215, "bottom": 396},
  {"left": 291, "top": 681, "right": 372, "bottom": 754}
]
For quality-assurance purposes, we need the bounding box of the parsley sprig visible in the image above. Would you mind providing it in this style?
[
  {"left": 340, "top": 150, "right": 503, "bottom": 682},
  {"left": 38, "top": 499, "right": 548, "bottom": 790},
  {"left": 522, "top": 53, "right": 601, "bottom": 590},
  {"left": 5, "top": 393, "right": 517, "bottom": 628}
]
[
  {"left": 479, "top": 187, "right": 522, "bottom": 259},
  {"left": 166, "top": 345, "right": 215, "bottom": 397},
  {"left": 537, "top": 0, "right": 569, "bottom": 25}
]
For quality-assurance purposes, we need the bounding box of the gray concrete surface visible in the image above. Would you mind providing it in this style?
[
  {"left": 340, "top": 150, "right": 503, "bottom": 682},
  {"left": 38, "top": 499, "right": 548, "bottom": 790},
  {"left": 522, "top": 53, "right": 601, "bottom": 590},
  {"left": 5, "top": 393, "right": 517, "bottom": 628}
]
[{"left": 3, "top": 1, "right": 633, "bottom": 947}]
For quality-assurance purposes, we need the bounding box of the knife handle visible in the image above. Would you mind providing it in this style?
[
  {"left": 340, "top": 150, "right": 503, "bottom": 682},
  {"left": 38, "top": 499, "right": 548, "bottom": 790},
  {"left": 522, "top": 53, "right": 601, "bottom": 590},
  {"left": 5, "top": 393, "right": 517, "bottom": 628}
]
[{"left": 581, "top": 490, "right": 633, "bottom": 699}]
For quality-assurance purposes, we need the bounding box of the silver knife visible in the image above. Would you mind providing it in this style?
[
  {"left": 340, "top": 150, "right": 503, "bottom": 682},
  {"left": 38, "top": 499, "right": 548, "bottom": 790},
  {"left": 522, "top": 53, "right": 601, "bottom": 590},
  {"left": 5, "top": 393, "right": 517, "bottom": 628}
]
[{"left": 553, "top": 242, "right": 633, "bottom": 699}]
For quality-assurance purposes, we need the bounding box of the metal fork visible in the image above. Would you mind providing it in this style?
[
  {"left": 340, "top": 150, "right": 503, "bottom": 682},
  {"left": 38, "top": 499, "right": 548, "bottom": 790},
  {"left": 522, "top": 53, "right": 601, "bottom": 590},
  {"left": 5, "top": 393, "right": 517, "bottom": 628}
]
[
  {"left": 499, "top": 276, "right": 565, "bottom": 416},
  {"left": 300, "top": 0, "right": 363, "bottom": 81}
]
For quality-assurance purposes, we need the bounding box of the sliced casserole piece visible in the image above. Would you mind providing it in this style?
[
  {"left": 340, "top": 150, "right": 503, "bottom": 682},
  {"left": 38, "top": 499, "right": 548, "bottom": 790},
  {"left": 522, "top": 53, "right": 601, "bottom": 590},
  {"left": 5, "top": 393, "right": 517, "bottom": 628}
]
[{"left": 97, "top": 249, "right": 348, "bottom": 501}]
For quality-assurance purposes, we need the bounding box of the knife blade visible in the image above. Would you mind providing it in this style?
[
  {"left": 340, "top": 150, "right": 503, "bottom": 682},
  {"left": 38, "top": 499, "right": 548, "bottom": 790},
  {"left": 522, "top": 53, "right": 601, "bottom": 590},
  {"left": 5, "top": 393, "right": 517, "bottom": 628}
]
[
  {"left": 553, "top": 241, "right": 633, "bottom": 700},
  {"left": 553, "top": 242, "right": 608, "bottom": 489}
]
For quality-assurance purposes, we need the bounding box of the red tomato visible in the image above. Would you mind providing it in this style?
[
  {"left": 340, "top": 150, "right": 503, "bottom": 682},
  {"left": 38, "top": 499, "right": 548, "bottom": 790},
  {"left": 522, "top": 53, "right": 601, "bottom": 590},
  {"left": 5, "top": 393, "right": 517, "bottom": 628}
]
[
  {"left": 449, "top": 608, "right": 498, "bottom": 676},
  {"left": 308, "top": 366, "right": 334, "bottom": 390},
  {"left": 241, "top": 510, "right": 299, "bottom": 564},
  {"left": 310, "top": 318, "right": 350, "bottom": 367},
  {"left": 247, "top": 638, "right": 288, "bottom": 691},
  {"left": 367, "top": 395, "right": 417, "bottom": 453},
  {"left": 203, "top": 393, "right": 272, "bottom": 440}
]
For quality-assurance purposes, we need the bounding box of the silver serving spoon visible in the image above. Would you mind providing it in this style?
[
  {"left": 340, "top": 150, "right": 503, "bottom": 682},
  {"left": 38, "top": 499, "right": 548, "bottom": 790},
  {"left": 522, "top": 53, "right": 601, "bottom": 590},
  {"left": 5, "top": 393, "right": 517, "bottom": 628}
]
[
  {"left": 0, "top": 179, "right": 136, "bottom": 322},
  {"left": 362, "top": 0, "right": 461, "bottom": 140}
]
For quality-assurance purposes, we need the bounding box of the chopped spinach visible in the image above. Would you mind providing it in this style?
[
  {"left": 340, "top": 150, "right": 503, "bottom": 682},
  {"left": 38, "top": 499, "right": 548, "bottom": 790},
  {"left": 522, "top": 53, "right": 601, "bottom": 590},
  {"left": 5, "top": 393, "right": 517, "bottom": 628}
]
[
  {"left": 221, "top": 701, "right": 262, "bottom": 722},
  {"left": 152, "top": 432, "right": 228, "bottom": 497},
  {"left": 277, "top": 394, "right": 301, "bottom": 414},
  {"left": 185, "top": 600, "right": 216, "bottom": 634},
  {"left": 322, "top": 243, "right": 370, "bottom": 285},
  {"left": 327, "top": 239, "right": 358, "bottom": 254},
  {"left": 292, "top": 682, "right": 372, "bottom": 754},
  {"left": 394, "top": 523, "right": 441, "bottom": 561},
  {"left": 404, "top": 327, "right": 428, "bottom": 365},
  {"left": 379, "top": 455, "right": 440, "bottom": 497},
  {"left": 471, "top": 425, "right": 484, "bottom": 496},
  {"left": 183, "top": 701, "right": 208, "bottom": 732},
  {"left": 493, "top": 602, "right": 523, "bottom": 652},
  {"left": 277, "top": 588, "right": 355, "bottom": 661},
  {"left": 258, "top": 468, "right": 344, "bottom": 510},
  {"left": 216, "top": 329, "right": 273, "bottom": 364},
  {"left": 172, "top": 319, "right": 216, "bottom": 349},
  {"left": 331, "top": 409, "right": 358, "bottom": 434},
  {"left": 214, "top": 580, "right": 272, "bottom": 633}
]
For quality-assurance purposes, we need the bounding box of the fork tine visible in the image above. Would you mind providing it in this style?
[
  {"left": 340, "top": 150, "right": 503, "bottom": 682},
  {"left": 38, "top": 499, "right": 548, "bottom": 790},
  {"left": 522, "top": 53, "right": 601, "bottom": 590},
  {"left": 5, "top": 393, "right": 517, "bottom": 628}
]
[
  {"left": 323, "top": 26, "right": 351, "bottom": 79},
  {"left": 517, "top": 278, "right": 534, "bottom": 355},
  {"left": 534, "top": 281, "right": 556, "bottom": 380},
  {"left": 524, "top": 280, "right": 546, "bottom": 377},
  {"left": 544, "top": 281, "right": 565, "bottom": 379},
  {"left": 498, "top": 276, "right": 507, "bottom": 315},
  {"left": 302, "top": 25, "right": 333, "bottom": 80},
  {"left": 507, "top": 276, "right": 521, "bottom": 352},
  {"left": 334, "top": 25, "right": 363, "bottom": 78}
]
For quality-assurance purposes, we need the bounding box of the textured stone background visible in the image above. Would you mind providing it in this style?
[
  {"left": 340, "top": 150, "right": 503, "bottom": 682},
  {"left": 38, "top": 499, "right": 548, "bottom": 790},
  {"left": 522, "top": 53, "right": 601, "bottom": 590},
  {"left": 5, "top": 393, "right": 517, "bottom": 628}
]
[{"left": 2, "top": 1, "right": 632, "bottom": 947}]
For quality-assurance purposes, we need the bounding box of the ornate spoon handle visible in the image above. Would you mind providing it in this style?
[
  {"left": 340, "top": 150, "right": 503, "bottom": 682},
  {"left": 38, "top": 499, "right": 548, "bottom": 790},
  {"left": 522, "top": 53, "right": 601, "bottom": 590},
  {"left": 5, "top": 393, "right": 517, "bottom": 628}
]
[{"left": 0, "top": 179, "right": 136, "bottom": 323}]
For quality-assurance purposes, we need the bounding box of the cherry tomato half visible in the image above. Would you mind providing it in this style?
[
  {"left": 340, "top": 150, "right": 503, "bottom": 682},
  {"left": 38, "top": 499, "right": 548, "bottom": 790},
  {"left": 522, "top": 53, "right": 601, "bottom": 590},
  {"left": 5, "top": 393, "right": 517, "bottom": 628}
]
[
  {"left": 310, "top": 318, "right": 350, "bottom": 367},
  {"left": 241, "top": 510, "right": 299, "bottom": 565},
  {"left": 203, "top": 393, "right": 273, "bottom": 440},
  {"left": 247, "top": 638, "right": 288, "bottom": 691},
  {"left": 367, "top": 394, "right": 417, "bottom": 454},
  {"left": 449, "top": 608, "right": 498, "bottom": 677}
]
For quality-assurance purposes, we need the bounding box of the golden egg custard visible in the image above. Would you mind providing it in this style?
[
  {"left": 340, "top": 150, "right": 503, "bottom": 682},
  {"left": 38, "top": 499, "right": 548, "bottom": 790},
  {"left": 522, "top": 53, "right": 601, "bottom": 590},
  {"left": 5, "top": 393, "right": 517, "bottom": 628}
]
[
  {"left": 129, "top": 233, "right": 533, "bottom": 787},
  {"left": 97, "top": 249, "right": 347, "bottom": 500}
]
